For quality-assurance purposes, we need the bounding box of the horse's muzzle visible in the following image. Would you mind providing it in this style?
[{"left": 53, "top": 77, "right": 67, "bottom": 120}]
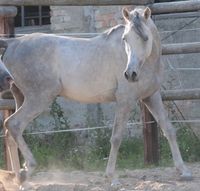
[{"left": 124, "top": 71, "right": 138, "bottom": 82}]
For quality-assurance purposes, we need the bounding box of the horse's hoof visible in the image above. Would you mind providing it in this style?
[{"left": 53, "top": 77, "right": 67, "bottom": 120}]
[
  {"left": 19, "top": 169, "right": 27, "bottom": 183},
  {"left": 179, "top": 172, "right": 193, "bottom": 181},
  {"left": 110, "top": 179, "right": 123, "bottom": 191}
]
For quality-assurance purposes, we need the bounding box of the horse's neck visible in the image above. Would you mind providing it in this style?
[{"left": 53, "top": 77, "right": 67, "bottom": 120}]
[{"left": 99, "top": 25, "right": 125, "bottom": 43}]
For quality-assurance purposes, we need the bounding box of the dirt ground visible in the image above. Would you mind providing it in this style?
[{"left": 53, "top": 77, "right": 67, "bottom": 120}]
[
  {"left": 20, "top": 162, "right": 200, "bottom": 191},
  {"left": 1, "top": 163, "right": 200, "bottom": 191},
  {"left": 0, "top": 170, "right": 19, "bottom": 191}
]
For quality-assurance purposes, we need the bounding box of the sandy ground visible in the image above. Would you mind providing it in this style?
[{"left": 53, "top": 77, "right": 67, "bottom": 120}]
[
  {"left": 0, "top": 170, "right": 19, "bottom": 191},
  {"left": 21, "top": 162, "right": 200, "bottom": 191},
  {"left": 1, "top": 163, "right": 200, "bottom": 191}
]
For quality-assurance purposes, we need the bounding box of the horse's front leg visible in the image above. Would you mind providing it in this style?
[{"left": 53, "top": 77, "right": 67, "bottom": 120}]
[
  {"left": 143, "top": 91, "right": 192, "bottom": 180},
  {"left": 106, "top": 101, "right": 132, "bottom": 181}
]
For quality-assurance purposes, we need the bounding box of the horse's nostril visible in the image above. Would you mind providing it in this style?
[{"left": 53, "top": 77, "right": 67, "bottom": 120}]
[
  {"left": 131, "top": 72, "right": 137, "bottom": 81},
  {"left": 124, "top": 71, "right": 129, "bottom": 80}
]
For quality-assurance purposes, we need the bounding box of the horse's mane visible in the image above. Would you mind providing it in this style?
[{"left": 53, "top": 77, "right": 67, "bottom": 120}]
[{"left": 102, "top": 24, "right": 125, "bottom": 39}]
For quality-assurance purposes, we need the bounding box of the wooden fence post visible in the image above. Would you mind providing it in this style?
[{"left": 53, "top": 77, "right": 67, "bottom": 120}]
[
  {"left": 3, "top": 110, "right": 20, "bottom": 173},
  {"left": 141, "top": 103, "right": 159, "bottom": 165},
  {"left": 0, "top": 6, "right": 19, "bottom": 174}
]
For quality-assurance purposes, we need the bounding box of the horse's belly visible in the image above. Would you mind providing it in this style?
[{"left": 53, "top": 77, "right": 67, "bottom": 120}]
[{"left": 60, "top": 88, "right": 116, "bottom": 103}]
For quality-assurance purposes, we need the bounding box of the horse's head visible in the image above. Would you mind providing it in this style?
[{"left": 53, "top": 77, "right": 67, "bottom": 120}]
[{"left": 122, "top": 7, "right": 153, "bottom": 82}]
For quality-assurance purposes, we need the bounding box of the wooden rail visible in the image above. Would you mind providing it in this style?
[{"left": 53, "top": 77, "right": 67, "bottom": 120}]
[
  {"left": 0, "top": 0, "right": 200, "bottom": 15},
  {"left": 162, "top": 42, "right": 200, "bottom": 55},
  {"left": 0, "top": 6, "right": 17, "bottom": 17},
  {"left": 149, "top": 0, "right": 200, "bottom": 14},
  {"left": 162, "top": 89, "right": 200, "bottom": 101},
  {"left": 0, "top": 89, "right": 200, "bottom": 110},
  {"left": 0, "top": 0, "right": 154, "bottom": 6},
  {"left": 0, "top": 99, "right": 15, "bottom": 110}
]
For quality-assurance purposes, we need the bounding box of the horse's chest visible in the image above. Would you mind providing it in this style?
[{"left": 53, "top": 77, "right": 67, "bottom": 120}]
[{"left": 137, "top": 75, "right": 161, "bottom": 99}]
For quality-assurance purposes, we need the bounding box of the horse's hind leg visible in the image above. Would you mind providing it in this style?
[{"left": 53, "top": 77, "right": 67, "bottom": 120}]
[
  {"left": 10, "top": 82, "right": 24, "bottom": 110},
  {"left": 143, "top": 91, "right": 192, "bottom": 180},
  {"left": 4, "top": 94, "right": 55, "bottom": 182}
]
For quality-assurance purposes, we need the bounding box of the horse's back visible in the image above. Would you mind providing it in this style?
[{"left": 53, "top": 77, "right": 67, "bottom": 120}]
[
  {"left": 3, "top": 33, "right": 122, "bottom": 103},
  {"left": 3, "top": 34, "right": 63, "bottom": 95}
]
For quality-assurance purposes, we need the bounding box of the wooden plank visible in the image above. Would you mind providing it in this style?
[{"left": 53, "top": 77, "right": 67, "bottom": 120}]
[
  {"left": 0, "top": 88, "right": 200, "bottom": 111},
  {"left": 3, "top": 17, "right": 15, "bottom": 38},
  {"left": 0, "top": 6, "right": 17, "bottom": 17},
  {"left": 0, "top": 0, "right": 154, "bottom": 6},
  {"left": 0, "top": 17, "right": 4, "bottom": 35},
  {"left": 161, "top": 89, "right": 200, "bottom": 101},
  {"left": 3, "top": 110, "right": 20, "bottom": 175},
  {"left": 141, "top": 103, "right": 159, "bottom": 165},
  {"left": 0, "top": 99, "right": 15, "bottom": 110},
  {"left": 0, "top": 0, "right": 199, "bottom": 15},
  {"left": 150, "top": 0, "right": 200, "bottom": 14},
  {"left": 162, "top": 42, "right": 200, "bottom": 55}
]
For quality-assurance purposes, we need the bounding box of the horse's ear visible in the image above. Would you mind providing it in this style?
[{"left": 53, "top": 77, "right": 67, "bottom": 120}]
[
  {"left": 122, "top": 8, "right": 130, "bottom": 22},
  {"left": 143, "top": 7, "right": 151, "bottom": 20}
]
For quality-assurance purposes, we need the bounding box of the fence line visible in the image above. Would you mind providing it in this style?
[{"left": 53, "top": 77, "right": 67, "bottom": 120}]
[
  {"left": 173, "top": 68, "right": 200, "bottom": 71},
  {"left": 0, "top": 119, "right": 200, "bottom": 138},
  {"left": 0, "top": 88, "right": 200, "bottom": 111},
  {"left": 1, "top": 37, "right": 200, "bottom": 56},
  {"left": 1, "top": 26, "right": 200, "bottom": 37},
  {"left": 0, "top": 0, "right": 153, "bottom": 6},
  {"left": 0, "top": 0, "right": 200, "bottom": 15}
]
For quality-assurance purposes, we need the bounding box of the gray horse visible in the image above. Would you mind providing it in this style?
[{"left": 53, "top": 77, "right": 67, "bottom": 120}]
[{"left": 0, "top": 7, "right": 192, "bottom": 184}]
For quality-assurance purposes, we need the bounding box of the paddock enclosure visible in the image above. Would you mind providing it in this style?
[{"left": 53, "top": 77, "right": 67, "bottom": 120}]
[{"left": 0, "top": 0, "right": 200, "bottom": 191}]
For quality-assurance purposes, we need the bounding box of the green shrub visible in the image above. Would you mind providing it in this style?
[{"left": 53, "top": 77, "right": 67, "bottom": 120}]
[
  {"left": 0, "top": 137, "right": 5, "bottom": 168},
  {"left": 159, "top": 125, "right": 200, "bottom": 166},
  {"left": 177, "top": 126, "right": 200, "bottom": 162}
]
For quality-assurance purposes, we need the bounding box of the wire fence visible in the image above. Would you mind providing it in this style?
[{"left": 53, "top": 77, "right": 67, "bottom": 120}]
[{"left": 1, "top": 118, "right": 200, "bottom": 138}]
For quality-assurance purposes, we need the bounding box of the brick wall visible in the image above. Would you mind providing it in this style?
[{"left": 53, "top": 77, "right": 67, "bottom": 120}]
[
  {"left": 93, "top": 6, "right": 123, "bottom": 32},
  {"left": 50, "top": 6, "right": 134, "bottom": 33},
  {"left": 50, "top": 6, "right": 90, "bottom": 33}
]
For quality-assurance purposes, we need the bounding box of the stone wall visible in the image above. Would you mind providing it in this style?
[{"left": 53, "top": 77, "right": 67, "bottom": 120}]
[
  {"left": 50, "top": 6, "right": 92, "bottom": 33},
  {"left": 50, "top": 6, "right": 135, "bottom": 33}
]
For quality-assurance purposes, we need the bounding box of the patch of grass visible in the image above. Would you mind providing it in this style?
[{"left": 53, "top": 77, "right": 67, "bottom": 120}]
[
  {"left": 177, "top": 126, "right": 200, "bottom": 162},
  {"left": 0, "top": 137, "right": 5, "bottom": 168},
  {"left": 159, "top": 125, "right": 200, "bottom": 167},
  {"left": 117, "top": 138, "right": 144, "bottom": 169}
]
